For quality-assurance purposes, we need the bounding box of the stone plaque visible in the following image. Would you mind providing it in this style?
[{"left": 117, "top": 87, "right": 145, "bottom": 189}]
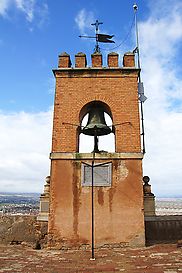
[{"left": 81, "top": 162, "right": 112, "bottom": 186}]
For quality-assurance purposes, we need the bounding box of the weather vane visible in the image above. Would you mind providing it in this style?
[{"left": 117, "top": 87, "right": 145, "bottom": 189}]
[{"left": 79, "top": 20, "right": 115, "bottom": 53}]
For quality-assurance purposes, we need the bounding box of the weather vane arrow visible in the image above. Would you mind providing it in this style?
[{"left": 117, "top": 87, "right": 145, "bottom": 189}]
[{"left": 79, "top": 20, "right": 115, "bottom": 52}]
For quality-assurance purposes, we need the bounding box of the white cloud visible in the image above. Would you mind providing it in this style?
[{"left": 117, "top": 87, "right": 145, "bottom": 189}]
[
  {"left": 140, "top": 0, "right": 182, "bottom": 196},
  {"left": 15, "top": 0, "right": 35, "bottom": 22},
  {"left": 0, "top": 0, "right": 10, "bottom": 16},
  {"left": 36, "top": 3, "right": 48, "bottom": 28},
  {"left": 0, "top": 109, "right": 53, "bottom": 193},
  {"left": 75, "top": 8, "right": 95, "bottom": 34},
  {"left": 0, "top": 0, "right": 48, "bottom": 25}
]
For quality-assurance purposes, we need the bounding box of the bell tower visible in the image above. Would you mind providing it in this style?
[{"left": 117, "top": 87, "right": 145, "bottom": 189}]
[{"left": 48, "top": 51, "right": 145, "bottom": 248}]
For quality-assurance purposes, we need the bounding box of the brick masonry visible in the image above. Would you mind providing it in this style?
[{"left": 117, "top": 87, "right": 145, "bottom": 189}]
[{"left": 52, "top": 52, "right": 140, "bottom": 153}]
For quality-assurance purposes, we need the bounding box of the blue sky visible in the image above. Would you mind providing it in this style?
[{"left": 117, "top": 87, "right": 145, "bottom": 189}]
[
  {"left": 0, "top": 0, "right": 182, "bottom": 196},
  {"left": 0, "top": 0, "right": 149, "bottom": 112}
]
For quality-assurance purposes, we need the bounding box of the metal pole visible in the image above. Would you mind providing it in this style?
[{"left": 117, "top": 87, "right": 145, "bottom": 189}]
[
  {"left": 134, "top": 3, "right": 146, "bottom": 154},
  {"left": 134, "top": 4, "right": 141, "bottom": 74},
  {"left": 91, "top": 157, "right": 95, "bottom": 259},
  {"left": 90, "top": 128, "right": 96, "bottom": 260},
  {"left": 95, "top": 20, "right": 99, "bottom": 53},
  {"left": 140, "top": 100, "right": 145, "bottom": 154}
]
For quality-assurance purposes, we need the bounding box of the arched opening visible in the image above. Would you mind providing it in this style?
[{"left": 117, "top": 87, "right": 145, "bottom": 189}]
[{"left": 79, "top": 101, "right": 115, "bottom": 153}]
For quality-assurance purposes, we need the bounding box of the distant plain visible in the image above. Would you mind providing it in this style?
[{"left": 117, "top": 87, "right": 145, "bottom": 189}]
[{"left": 0, "top": 193, "right": 182, "bottom": 215}]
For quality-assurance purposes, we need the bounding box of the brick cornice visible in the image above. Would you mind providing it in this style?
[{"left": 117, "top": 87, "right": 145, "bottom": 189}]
[
  {"left": 53, "top": 67, "right": 140, "bottom": 78},
  {"left": 50, "top": 152, "right": 143, "bottom": 160}
]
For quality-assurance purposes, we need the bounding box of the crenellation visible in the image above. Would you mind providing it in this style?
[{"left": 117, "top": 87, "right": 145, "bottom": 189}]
[
  {"left": 56, "top": 52, "right": 136, "bottom": 69},
  {"left": 90, "top": 52, "right": 101, "bottom": 68},
  {"left": 123, "top": 52, "right": 135, "bottom": 67},
  {"left": 108, "top": 52, "right": 119, "bottom": 67},
  {"left": 58, "top": 52, "right": 71, "bottom": 68},
  {"left": 75, "top": 52, "right": 87, "bottom": 68}
]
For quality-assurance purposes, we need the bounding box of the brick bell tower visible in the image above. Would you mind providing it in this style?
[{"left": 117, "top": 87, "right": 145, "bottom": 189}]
[{"left": 48, "top": 51, "right": 145, "bottom": 248}]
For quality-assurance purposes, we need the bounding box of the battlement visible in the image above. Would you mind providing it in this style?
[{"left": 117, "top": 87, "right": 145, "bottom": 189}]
[{"left": 58, "top": 51, "right": 135, "bottom": 69}]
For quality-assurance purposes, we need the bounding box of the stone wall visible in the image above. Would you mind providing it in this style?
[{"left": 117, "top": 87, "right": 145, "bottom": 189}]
[
  {"left": 0, "top": 215, "right": 47, "bottom": 247},
  {"left": 145, "top": 215, "right": 182, "bottom": 245},
  {"left": 1, "top": 215, "right": 182, "bottom": 248}
]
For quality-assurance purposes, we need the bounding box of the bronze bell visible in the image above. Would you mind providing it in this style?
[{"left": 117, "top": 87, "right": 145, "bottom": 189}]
[{"left": 82, "top": 104, "right": 112, "bottom": 136}]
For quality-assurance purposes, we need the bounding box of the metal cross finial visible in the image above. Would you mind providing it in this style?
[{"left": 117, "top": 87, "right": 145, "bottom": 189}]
[
  {"left": 79, "top": 20, "right": 114, "bottom": 53},
  {"left": 91, "top": 20, "right": 103, "bottom": 53},
  {"left": 91, "top": 20, "right": 103, "bottom": 31}
]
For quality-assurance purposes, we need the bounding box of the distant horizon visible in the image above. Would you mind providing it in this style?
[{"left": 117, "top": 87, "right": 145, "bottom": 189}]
[{"left": 0, "top": 192, "right": 182, "bottom": 199}]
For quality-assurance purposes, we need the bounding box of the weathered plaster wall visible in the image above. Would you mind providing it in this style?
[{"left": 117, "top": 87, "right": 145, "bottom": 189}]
[{"left": 48, "top": 157, "right": 145, "bottom": 248}]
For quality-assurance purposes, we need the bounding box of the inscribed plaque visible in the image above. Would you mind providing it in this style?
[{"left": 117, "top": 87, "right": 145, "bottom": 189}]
[{"left": 81, "top": 162, "right": 112, "bottom": 186}]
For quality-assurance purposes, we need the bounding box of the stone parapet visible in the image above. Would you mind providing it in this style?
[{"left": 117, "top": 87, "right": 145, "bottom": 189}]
[
  {"left": 145, "top": 215, "right": 182, "bottom": 245},
  {"left": 37, "top": 176, "right": 50, "bottom": 222}
]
